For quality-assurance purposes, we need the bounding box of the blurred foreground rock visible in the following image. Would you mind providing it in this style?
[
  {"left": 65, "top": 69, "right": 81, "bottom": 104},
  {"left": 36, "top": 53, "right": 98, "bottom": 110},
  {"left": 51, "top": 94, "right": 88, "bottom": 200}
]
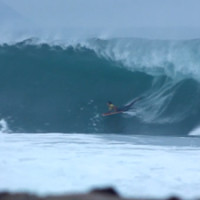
[{"left": 0, "top": 187, "right": 183, "bottom": 200}]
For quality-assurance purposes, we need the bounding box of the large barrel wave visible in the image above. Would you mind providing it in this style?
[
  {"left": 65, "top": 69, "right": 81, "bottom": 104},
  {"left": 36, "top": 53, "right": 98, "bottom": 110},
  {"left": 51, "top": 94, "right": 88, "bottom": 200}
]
[{"left": 1, "top": 38, "right": 200, "bottom": 135}]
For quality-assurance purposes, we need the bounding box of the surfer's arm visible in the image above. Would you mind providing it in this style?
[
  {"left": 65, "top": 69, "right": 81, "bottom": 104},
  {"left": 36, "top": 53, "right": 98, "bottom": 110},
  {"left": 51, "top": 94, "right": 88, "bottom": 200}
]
[{"left": 114, "top": 106, "right": 118, "bottom": 111}]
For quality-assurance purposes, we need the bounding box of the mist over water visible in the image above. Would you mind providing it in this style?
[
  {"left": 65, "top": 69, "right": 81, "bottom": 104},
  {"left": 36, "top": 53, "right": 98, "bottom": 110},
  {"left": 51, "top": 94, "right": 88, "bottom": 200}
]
[{"left": 2, "top": 0, "right": 200, "bottom": 40}]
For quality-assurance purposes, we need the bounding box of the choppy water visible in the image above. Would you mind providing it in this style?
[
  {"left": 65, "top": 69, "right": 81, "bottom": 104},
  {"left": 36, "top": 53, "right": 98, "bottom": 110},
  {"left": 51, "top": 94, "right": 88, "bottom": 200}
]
[{"left": 1, "top": 133, "right": 200, "bottom": 198}]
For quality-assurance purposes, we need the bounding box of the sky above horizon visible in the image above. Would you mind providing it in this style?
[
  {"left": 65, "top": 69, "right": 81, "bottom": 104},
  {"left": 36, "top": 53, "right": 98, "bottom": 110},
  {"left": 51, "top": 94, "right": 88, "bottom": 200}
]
[
  {"left": 2, "top": 0, "right": 200, "bottom": 28},
  {"left": 1, "top": 0, "right": 200, "bottom": 39}
]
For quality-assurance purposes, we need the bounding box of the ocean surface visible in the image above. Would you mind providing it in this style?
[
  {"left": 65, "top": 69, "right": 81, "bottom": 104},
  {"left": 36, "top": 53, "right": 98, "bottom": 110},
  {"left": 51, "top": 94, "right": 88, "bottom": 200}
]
[{"left": 1, "top": 37, "right": 200, "bottom": 198}]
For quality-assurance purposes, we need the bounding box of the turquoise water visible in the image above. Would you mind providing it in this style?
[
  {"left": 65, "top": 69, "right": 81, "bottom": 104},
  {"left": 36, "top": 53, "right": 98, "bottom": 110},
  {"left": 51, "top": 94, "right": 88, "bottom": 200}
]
[{"left": 0, "top": 38, "right": 200, "bottom": 134}]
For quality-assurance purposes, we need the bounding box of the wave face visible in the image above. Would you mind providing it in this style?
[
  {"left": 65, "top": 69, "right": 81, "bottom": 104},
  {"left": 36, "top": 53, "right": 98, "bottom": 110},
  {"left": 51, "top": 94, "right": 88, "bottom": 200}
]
[{"left": 1, "top": 38, "right": 200, "bottom": 135}]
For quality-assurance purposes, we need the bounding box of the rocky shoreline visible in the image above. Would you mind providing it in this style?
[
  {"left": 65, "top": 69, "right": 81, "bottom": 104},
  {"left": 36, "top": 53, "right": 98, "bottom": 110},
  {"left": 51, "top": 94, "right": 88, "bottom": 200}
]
[{"left": 0, "top": 187, "right": 183, "bottom": 200}]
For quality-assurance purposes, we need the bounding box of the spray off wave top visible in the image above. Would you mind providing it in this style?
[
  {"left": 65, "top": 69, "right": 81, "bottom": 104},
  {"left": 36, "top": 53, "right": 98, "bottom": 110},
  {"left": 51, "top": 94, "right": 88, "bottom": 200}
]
[{"left": 2, "top": 37, "right": 200, "bottom": 79}]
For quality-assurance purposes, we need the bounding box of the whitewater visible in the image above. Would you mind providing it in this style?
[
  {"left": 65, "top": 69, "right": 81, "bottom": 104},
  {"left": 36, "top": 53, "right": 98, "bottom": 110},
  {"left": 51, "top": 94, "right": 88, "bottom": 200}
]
[
  {"left": 1, "top": 36, "right": 200, "bottom": 199},
  {"left": 1, "top": 133, "right": 200, "bottom": 198}
]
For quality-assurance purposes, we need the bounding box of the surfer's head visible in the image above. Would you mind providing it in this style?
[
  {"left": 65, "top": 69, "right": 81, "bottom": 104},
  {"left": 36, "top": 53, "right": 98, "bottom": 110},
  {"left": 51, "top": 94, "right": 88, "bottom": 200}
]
[{"left": 107, "top": 101, "right": 112, "bottom": 105}]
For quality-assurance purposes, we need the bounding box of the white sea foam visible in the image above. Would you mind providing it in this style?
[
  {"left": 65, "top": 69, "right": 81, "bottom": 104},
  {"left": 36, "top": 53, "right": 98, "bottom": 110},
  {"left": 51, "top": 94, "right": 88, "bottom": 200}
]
[
  {"left": 189, "top": 126, "right": 200, "bottom": 136},
  {"left": 0, "top": 119, "right": 11, "bottom": 133},
  {"left": 85, "top": 38, "right": 200, "bottom": 81},
  {"left": 1, "top": 133, "right": 200, "bottom": 198}
]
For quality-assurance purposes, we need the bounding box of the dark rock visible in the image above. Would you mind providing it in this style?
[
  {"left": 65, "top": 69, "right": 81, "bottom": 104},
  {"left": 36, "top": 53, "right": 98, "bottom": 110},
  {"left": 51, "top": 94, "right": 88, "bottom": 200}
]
[
  {"left": 0, "top": 193, "right": 9, "bottom": 199},
  {"left": 167, "top": 197, "right": 181, "bottom": 200},
  {"left": 0, "top": 188, "right": 195, "bottom": 200},
  {"left": 90, "top": 187, "right": 119, "bottom": 197}
]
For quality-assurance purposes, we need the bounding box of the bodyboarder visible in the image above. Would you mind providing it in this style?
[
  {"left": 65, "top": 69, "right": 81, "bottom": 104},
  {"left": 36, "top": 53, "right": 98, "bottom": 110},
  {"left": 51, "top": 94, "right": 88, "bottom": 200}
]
[{"left": 107, "top": 101, "right": 118, "bottom": 112}]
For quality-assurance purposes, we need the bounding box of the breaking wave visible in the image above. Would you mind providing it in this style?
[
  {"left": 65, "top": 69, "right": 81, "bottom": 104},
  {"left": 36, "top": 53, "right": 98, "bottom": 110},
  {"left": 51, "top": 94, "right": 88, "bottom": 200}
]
[{"left": 1, "top": 37, "right": 200, "bottom": 135}]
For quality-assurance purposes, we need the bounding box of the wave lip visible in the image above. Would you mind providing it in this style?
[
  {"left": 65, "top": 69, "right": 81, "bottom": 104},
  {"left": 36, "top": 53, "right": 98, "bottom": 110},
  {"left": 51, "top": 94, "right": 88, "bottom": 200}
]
[
  {"left": 1, "top": 36, "right": 200, "bottom": 81},
  {"left": 6, "top": 37, "right": 200, "bottom": 81},
  {"left": 85, "top": 38, "right": 200, "bottom": 81}
]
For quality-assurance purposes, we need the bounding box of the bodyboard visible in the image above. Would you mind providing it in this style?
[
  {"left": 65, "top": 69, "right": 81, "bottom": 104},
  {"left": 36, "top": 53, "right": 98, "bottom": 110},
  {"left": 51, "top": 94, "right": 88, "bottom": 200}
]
[{"left": 102, "top": 110, "right": 124, "bottom": 116}]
